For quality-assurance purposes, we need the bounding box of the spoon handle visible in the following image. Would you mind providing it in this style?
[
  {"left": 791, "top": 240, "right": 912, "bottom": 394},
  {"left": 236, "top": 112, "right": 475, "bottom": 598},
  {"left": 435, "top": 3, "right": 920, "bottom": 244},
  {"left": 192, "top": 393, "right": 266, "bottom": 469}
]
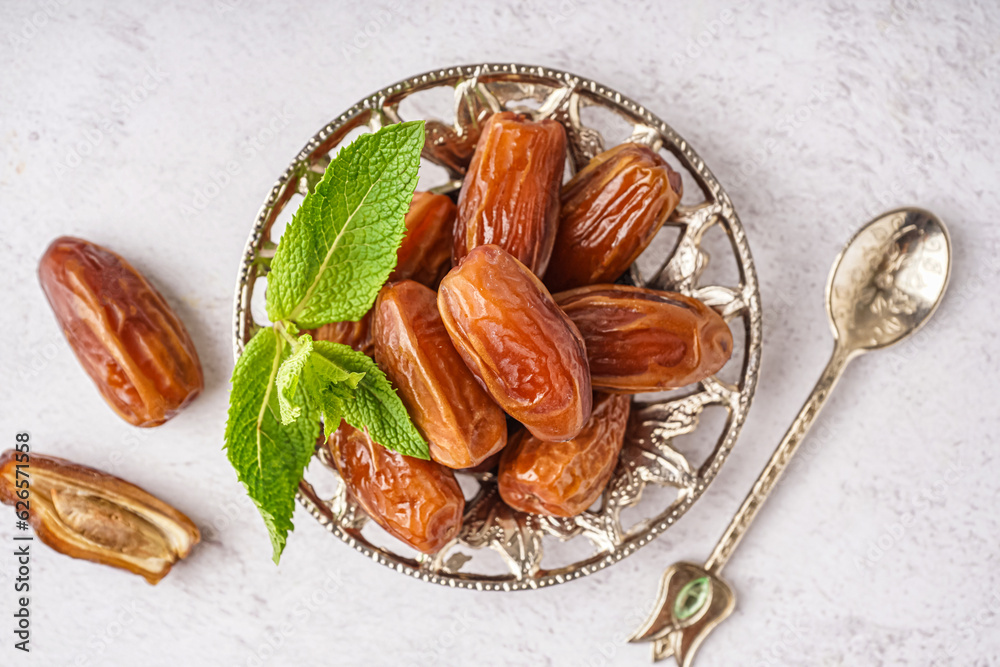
[{"left": 704, "top": 343, "right": 854, "bottom": 573}]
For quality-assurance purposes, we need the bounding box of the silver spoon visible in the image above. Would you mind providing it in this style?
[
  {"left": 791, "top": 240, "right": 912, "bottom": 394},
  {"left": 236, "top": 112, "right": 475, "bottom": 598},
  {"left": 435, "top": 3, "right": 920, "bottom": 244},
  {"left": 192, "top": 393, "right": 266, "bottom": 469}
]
[{"left": 629, "top": 207, "right": 952, "bottom": 665}]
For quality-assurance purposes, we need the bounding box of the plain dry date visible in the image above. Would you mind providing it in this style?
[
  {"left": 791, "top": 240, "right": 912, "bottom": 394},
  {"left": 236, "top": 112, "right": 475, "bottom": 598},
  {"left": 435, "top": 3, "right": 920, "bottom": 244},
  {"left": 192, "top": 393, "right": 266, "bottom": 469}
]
[
  {"left": 38, "top": 237, "right": 204, "bottom": 427},
  {"left": 390, "top": 191, "right": 457, "bottom": 288},
  {"left": 498, "top": 392, "right": 631, "bottom": 517}
]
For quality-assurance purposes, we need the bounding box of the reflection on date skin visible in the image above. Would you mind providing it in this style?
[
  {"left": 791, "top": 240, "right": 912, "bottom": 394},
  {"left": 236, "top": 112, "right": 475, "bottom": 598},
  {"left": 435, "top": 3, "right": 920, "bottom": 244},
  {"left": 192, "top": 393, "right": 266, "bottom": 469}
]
[
  {"left": 546, "top": 143, "right": 683, "bottom": 293},
  {"left": 38, "top": 237, "right": 203, "bottom": 428},
  {"left": 454, "top": 111, "right": 567, "bottom": 276},
  {"left": 556, "top": 284, "right": 733, "bottom": 393},
  {"left": 373, "top": 280, "right": 507, "bottom": 469},
  {"left": 438, "top": 244, "right": 592, "bottom": 443}
]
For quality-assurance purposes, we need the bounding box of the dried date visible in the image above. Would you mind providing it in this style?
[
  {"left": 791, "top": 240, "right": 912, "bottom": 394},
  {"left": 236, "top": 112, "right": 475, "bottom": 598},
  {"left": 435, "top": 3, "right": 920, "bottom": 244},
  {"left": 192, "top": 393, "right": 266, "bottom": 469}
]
[
  {"left": 0, "top": 450, "right": 200, "bottom": 584},
  {"left": 438, "top": 244, "right": 592, "bottom": 442},
  {"left": 373, "top": 280, "right": 507, "bottom": 469},
  {"left": 498, "top": 392, "right": 630, "bottom": 517},
  {"left": 545, "top": 143, "right": 683, "bottom": 292},
  {"left": 389, "top": 191, "right": 457, "bottom": 287},
  {"left": 453, "top": 111, "right": 566, "bottom": 275},
  {"left": 555, "top": 284, "right": 733, "bottom": 392},
  {"left": 38, "top": 237, "right": 204, "bottom": 427},
  {"left": 328, "top": 423, "right": 464, "bottom": 554}
]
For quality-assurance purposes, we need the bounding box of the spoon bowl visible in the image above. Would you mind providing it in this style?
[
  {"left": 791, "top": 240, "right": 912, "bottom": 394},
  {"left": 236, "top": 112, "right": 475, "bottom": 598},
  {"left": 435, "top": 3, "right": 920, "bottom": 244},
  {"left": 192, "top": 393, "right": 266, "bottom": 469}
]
[{"left": 827, "top": 208, "right": 951, "bottom": 353}]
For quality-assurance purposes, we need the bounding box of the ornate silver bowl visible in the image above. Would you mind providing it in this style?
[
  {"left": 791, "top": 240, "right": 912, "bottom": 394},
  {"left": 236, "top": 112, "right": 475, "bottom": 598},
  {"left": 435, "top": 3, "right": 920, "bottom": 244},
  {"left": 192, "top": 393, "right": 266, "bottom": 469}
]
[{"left": 233, "top": 64, "right": 762, "bottom": 591}]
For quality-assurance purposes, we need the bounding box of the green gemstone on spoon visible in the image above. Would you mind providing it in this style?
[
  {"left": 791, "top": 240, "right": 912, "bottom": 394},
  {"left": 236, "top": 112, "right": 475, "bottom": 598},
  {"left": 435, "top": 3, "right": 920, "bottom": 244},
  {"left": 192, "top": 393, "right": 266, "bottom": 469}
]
[{"left": 674, "top": 576, "right": 710, "bottom": 621}]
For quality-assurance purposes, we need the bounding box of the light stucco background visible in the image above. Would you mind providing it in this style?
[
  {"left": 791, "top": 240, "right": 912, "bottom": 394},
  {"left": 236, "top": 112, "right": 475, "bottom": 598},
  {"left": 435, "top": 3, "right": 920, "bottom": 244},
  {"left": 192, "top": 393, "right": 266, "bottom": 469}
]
[{"left": 1, "top": 1, "right": 998, "bottom": 665}]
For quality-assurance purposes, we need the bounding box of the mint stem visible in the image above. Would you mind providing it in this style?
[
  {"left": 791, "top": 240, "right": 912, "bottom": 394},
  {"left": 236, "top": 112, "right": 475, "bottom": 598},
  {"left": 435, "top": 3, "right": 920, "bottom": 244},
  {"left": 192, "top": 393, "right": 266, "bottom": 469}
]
[{"left": 274, "top": 321, "right": 299, "bottom": 350}]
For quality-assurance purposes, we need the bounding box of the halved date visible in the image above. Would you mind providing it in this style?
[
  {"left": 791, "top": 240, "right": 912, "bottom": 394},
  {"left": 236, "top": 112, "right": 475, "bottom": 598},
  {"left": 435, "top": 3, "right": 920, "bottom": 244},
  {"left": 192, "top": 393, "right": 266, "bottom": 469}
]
[
  {"left": 438, "top": 244, "right": 592, "bottom": 442},
  {"left": 38, "top": 237, "right": 204, "bottom": 427},
  {"left": 555, "top": 284, "right": 732, "bottom": 392},
  {"left": 373, "top": 280, "right": 507, "bottom": 469},
  {"left": 328, "top": 423, "right": 464, "bottom": 554},
  {"left": 0, "top": 450, "right": 200, "bottom": 584},
  {"left": 498, "top": 392, "right": 631, "bottom": 517},
  {"left": 453, "top": 111, "right": 567, "bottom": 276},
  {"left": 389, "top": 191, "right": 457, "bottom": 287},
  {"left": 545, "top": 143, "right": 683, "bottom": 292}
]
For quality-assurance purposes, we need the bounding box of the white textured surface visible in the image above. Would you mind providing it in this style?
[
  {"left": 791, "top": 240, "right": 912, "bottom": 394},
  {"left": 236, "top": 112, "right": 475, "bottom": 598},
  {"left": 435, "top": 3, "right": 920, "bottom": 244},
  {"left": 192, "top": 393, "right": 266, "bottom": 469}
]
[{"left": 2, "top": 1, "right": 999, "bottom": 666}]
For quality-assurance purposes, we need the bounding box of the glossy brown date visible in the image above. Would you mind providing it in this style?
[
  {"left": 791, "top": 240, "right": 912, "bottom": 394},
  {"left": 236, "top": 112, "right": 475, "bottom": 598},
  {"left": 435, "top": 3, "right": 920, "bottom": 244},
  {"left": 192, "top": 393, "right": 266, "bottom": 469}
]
[
  {"left": 373, "top": 280, "right": 507, "bottom": 469},
  {"left": 305, "top": 308, "right": 375, "bottom": 357},
  {"left": 555, "top": 284, "right": 733, "bottom": 392},
  {"left": 38, "top": 237, "right": 204, "bottom": 427},
  {"left": 453, "top": 111, "right": 567, "bottom": 276},
  {"left": 498, "top": 392, "right": 630, "bottom": 517},
  {"left": 327, "top": 424, "right": 464, "bottom": 554},
  {"left": 438, "top": 244, "right": 592, "bottom": 442},
  {"left": 545, "top": 143, "right": 683, "bottom": 292},
  {"left": 0, "top": 450, "right": 200, "bottom": 584},
  {"left": 389, "top": 191, "right": 457, "bottom": 287}
]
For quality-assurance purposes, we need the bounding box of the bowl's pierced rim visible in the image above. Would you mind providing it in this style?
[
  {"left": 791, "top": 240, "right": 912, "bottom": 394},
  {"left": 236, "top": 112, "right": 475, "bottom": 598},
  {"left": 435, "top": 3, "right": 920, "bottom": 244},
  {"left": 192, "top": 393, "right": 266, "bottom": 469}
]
[{"left": 233, "top": 63, "right": 762, "bottom": 591}]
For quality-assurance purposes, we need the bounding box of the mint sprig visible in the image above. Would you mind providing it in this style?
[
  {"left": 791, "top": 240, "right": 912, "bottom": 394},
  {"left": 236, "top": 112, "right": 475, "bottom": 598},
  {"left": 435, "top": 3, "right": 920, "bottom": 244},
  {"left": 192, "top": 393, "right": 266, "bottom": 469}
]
[
  {"left": 311, "top": 341, "right": 427, "bottom": 459},
  {"left": 266, "top": 121, "right": 425, "bottom": 328},
  {"left": 224, "top": 122, "right": 429, "bottom": 562},
  {"left": 224, "top": 327, "right": 321, "bottom": 563}
]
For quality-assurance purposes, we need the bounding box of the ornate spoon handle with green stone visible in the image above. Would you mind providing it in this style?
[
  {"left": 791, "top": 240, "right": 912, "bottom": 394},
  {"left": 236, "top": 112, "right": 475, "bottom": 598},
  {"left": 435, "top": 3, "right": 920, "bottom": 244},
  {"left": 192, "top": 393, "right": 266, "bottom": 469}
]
[
  {"left": 628, "top": 345, "right": 852, "bottom": 666},
  {"left": 629, "top": 208, "right": 952, "bottom": 666}
]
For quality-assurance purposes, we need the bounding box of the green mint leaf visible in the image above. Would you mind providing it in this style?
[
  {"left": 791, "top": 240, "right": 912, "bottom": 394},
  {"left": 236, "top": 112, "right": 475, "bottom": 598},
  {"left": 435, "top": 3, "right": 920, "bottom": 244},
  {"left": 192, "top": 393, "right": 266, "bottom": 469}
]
[
  {"left": 224, "top": 327, "right": 321, "bottom": 563},
  {"left": 302, "top": 363, "right": 348, "bottom": 436},
  {"left": 275, "top": 335, "right": 313, "bottom": 425},
  {"left": 266, "top": 121, "right": 425, "bottom": 328},
  {"left": 307, "top": 341, "right": 365, "bottom": 390},
  {"left": 298, "top": 335, "right": 364, "bottom": 431},
  {"left": 312, "top": 341, "right": 429, "bottom": 459}
]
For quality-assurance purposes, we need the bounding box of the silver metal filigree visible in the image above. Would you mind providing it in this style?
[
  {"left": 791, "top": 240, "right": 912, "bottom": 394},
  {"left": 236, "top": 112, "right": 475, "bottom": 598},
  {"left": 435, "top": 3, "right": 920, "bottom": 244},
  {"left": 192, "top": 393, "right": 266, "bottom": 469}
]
[{"left": 233, "top": 63, "right": 763, "bottom": 591}]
